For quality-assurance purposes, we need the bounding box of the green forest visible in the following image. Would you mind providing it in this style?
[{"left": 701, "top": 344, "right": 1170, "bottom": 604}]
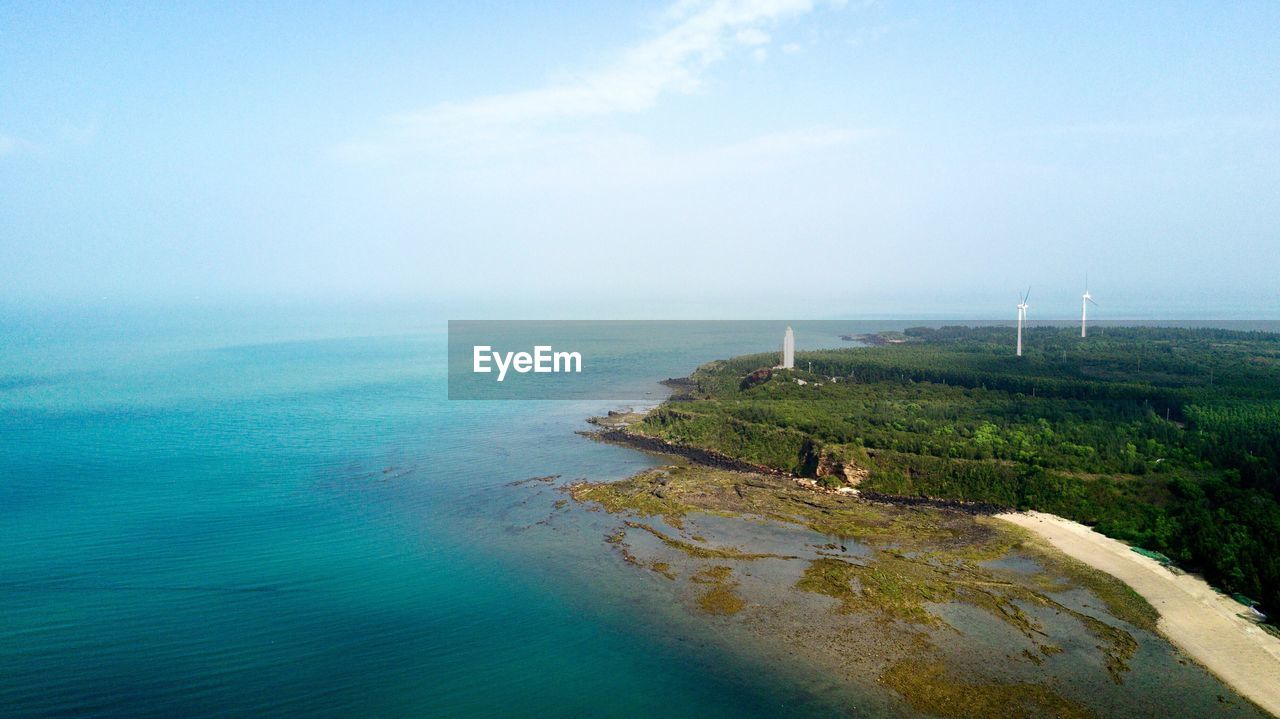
[{"left": 631, "top": 325, "right": 1280, "bottom": 618}]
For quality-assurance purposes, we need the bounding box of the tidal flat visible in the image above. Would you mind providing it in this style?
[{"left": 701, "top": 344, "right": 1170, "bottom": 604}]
[{"left": 566, "top": 460, "right": 1269, "bottom": 719}]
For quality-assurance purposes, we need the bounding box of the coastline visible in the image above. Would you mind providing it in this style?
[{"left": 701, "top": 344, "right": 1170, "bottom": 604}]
[
  {"left": 584, "top": 400, "right": 1280, "bottom": 716},
  {"left": 999, "top": 510, "right": 1280, "bottom": 717}
]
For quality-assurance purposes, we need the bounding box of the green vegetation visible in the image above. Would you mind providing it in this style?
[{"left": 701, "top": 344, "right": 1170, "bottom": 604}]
[
  {"left": 571, "top": 469, "right": 694, "bottom": 528},
  {"left": 629, "top": 326, "right": 1280, "bottom": 616},
  {"left": 881, "top": 659, "right": 1095, "bottom": 719},
  {"left": 796, "top": 555, "right": 949, "bottom": 626},
  {"left": 816, "top": 474, "right": 844, "bottom": 489},
  {"left": 691, "top": 565, "right": 746, "bottom": 615}
]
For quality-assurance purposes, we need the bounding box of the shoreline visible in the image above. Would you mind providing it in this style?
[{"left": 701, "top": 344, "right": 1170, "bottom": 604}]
[
  {"left": 999, "top": 510, "right": 1280, "bottom": 717},
  {"left": 588, "top": 401, "right": 1280, "bottom": 716},
  {"left": 590, "top": 420, "right": 1026, "bottom": 515}
]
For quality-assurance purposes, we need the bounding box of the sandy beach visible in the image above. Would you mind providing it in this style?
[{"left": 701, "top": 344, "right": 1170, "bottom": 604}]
[{"left": 999, "top": 511, "right": 1280, "bottom": 717}]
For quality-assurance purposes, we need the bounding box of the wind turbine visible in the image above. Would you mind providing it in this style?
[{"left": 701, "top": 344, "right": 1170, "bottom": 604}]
[
  {"left": 1081, "top": 276, "right": 1099, "bottom": 338},
  {"left": 1016, "top": 287, "right": 1029, "bottom": 357}
]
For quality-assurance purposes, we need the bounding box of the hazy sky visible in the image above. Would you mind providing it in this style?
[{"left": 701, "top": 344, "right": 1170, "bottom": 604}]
[{"left": 2, "top": 1, "right": 1277, "bottom": 317}]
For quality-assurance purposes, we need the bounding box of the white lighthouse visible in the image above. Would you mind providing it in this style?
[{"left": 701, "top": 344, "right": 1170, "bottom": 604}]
[{"left": 781, "top": 326, "right": 795, "bottom": 369}]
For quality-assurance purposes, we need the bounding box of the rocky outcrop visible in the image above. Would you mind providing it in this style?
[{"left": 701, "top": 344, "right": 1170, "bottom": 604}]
[
  {"left": 800, "top": 439, "right": 869, "bottom": 487},
  {"left": 857, "top": 491, "right": 1008, "bottom": 515},
  {"left": 816, "top": 452, "right": 869, "bottom": 487}
]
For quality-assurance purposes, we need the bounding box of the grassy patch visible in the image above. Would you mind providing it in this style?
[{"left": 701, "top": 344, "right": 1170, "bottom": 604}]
[
  {"left": 692, "top": 565, "right": 746, "bottom": 615},
  {"left": 881, "top": 659, "right": 1095, "bottom": 719},
  {"left": 796, "top": 556, "right": 945, "bottom": 626},
  {"left": 568, "top": 470, "right": 693, "bottom": 528}
]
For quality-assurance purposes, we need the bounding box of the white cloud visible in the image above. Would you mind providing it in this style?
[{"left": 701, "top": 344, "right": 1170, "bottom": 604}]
[
  {"left": 343, "top": 0, "right": 825, "bottom": 160},
  {"left": 735, "top": 27, "right": 771, "bottom": 46},
  {"left": 332, "top": 0, "right": 884, "bottom": 207},
  {"left": 416, "top": 0, "right": 812, "bottom": 125},
  {"left": 0, "top": 133, "right": 15, "bottom": 156}
]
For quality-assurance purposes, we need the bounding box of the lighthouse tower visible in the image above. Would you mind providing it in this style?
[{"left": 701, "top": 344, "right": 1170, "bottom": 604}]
[{"left": 782, "top": 326, "right": 795, "bottom": 369}]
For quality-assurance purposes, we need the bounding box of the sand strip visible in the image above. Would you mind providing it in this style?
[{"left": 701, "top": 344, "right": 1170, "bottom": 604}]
[{"left": 998, "top": 510, "right": 1280, "bottom": 717}]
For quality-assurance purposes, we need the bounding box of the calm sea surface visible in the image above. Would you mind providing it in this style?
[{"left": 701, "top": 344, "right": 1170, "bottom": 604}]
[{"left": 0, "top": 309, "right": 872, "bottom": 718}]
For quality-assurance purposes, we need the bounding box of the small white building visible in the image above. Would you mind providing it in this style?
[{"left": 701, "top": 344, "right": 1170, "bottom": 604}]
[{"left": 781, "top": 326, "right": 795, "bottom": 369}]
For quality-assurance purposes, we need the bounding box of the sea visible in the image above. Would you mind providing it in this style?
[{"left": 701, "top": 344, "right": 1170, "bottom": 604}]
[
  {"left": 0, "top": 307, "right": 886, "bottom": 718},
  {"left": 1, "top": 306, "right": 1270, "bottom": 717}
]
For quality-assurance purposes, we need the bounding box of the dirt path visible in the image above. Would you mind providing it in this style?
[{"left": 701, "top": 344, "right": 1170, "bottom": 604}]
[{"left": 998, "top": 510, "right": 1280, "bottom": 717}]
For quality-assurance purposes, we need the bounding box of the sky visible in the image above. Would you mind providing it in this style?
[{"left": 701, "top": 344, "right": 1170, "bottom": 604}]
[{"left": 2, "top": 0, "right": 1278, "bottom": 318}]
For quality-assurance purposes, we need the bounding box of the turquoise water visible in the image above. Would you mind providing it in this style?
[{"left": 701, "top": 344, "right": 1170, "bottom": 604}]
[{"left": 0, "top": 311, "right": 862, "bottom": 717}]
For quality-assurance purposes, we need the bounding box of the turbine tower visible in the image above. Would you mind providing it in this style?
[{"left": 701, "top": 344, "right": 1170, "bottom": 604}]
[
  {"left": 1016, "top": 288, "right": 1029, "bottom": 357},
  {"left": 1081, "top": 277, "right": 1099, "bottom": 338}
]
